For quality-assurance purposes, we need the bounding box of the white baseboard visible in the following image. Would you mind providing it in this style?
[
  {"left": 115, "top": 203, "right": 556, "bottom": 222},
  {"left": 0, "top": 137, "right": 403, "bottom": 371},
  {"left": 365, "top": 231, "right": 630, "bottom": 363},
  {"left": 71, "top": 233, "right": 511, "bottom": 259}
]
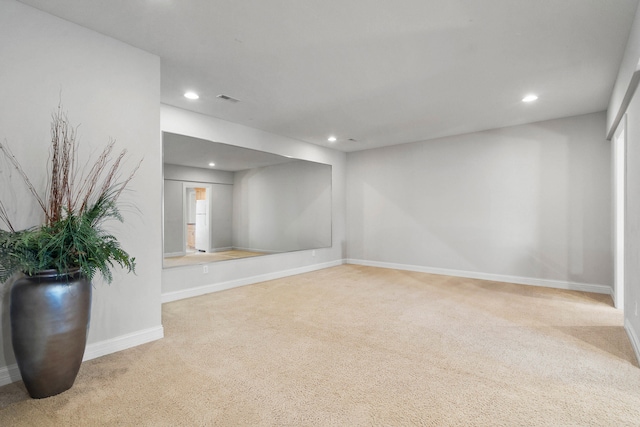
[
  {"left": 232, "top": 246, "right": 280, "bottom": 254},
  {"left": 625, "top": 319, "right": 640, "bottom": 366},
  {"left": 0, "top": 325, "right": 164, "bottom": 387},
  {"left": 164, "top": 251, "right": 185, "bottom": 258},
  {"left": 346, "top": 259, "right": 612, "bottom": 295},
  {"left": 0, "top": 363, "right": 21, "bottom": 386},
  {"left": 161, "top": 260, "right": 344, "bottom": 303},
  {"left": 209, "top": 247, "right": 233, "bottom": 253},
  {"left": 0, "top": 260, "right": 623, "bottom": 387},
  {"left": 83, "top": 325, "right": 164, "bottom": 362}
]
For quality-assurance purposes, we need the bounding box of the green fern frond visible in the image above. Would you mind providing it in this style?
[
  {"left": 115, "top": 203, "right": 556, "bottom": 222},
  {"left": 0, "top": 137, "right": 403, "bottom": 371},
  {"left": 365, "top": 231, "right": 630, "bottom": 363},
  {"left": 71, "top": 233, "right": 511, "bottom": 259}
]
[{"left": 0, "top": 105, "right": 139, "bottom": 284}]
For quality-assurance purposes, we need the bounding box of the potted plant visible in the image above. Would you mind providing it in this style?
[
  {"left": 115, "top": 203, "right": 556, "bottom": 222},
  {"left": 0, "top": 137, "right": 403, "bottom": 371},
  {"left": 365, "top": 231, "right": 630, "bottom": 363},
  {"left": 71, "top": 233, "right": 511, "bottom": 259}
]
[{"left": 0, "top": 105, "right": 140, "bottom": 398}]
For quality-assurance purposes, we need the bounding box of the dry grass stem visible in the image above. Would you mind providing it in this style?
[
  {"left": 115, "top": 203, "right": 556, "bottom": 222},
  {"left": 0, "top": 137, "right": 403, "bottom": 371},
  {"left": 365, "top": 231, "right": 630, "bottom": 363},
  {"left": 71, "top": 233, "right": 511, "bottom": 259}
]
[
  {"left": 0, "top": 104, "right": 141, "bottom": 282},
  {"left": 0, "top": 105, "right": 141, "bottom": 231}
]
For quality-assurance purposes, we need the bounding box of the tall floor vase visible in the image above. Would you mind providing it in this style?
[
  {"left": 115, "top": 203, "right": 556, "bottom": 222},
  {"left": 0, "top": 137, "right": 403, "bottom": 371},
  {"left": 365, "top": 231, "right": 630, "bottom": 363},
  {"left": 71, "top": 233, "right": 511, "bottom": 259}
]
[{"left": 10, "top": 269, "right": 92, "bottom": 399}]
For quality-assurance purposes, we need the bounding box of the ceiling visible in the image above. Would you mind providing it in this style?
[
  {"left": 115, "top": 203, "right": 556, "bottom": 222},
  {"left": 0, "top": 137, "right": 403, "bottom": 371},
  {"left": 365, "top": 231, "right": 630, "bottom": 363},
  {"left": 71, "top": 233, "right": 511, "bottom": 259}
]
[
  {"left": 163, "top": 132, "right": 295, "bottom": 171},
  {"left": 19, "top": 0, "right": 640, "bottom": 152}
]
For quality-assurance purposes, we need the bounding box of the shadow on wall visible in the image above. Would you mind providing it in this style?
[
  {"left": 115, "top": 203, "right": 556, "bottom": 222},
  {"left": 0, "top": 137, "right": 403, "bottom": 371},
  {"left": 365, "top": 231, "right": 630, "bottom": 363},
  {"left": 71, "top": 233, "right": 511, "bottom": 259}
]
[{"left": 1, "top": 278, "right": 18, "bottom": 380}]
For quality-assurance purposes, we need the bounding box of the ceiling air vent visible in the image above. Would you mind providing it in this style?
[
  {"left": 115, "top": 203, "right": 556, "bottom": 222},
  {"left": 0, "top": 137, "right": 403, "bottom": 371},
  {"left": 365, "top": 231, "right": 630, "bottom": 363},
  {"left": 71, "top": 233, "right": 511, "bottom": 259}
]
[{"left": 217, "top": 94, "right": 240, "bottom": 103}]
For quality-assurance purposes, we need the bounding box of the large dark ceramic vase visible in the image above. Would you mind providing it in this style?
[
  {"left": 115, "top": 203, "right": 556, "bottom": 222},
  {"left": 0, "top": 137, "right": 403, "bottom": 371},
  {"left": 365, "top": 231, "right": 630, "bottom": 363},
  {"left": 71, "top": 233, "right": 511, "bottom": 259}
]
[{"left": 10, "top": 269, "right": 92, "bottom": 399}]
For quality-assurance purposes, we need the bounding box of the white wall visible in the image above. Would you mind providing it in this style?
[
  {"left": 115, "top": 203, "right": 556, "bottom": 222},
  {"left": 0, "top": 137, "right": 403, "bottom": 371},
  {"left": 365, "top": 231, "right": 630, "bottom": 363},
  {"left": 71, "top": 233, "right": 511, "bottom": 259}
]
[
  {"left": 347, "top": 112, "right": 612, "bottom": 292},
  {"left": 163, "top": 164, "right": 234, "bottom": 255},
  {"left": 623, "top": 99, "right": 640, "bottom": 363},
  {"left": 0, "top": 1, "right": 163, "bottom": 382},
  {"left": 609, "top": 3, "right": 640, "bottom": 364},
  {"left": 209, "top": 184, "right": 234, "bottom": 251},
  {"left": 163, "top": 180, "right": 187, "bottom": 254},
  {"left": 161, "top": 105, "right": 346, "bottom": 301},
  {"left": 163, "top": 182, "right": 233, "bottom": 254},
  {"left": 232, "top": 161, "right": 332, "bottom": 252},
  {"left": 164, "top": 163, "right": 234, "bottom": 185}
]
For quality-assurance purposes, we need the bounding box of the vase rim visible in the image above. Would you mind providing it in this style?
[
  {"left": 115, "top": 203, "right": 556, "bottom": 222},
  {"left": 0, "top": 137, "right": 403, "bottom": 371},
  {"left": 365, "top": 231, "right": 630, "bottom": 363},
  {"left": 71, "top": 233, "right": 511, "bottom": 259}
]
[{"left": 25, "top": 268, "right": 82, "bottom": 278}]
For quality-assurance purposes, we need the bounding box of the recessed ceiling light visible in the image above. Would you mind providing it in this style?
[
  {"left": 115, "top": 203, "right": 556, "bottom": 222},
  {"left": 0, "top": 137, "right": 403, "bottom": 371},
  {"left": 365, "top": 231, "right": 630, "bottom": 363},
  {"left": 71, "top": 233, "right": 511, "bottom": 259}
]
[
  {"left": 184, "top": 91, "right": 199, "bottom": 100},
  {"left": 522, "top": 94, "right": 538, "bottom": 103},
  {"left": 328, "top": 136, "right": 337, "bottom": 142},
  {"left": 208, "top": 162, "right": 215, "bottom": 167}
]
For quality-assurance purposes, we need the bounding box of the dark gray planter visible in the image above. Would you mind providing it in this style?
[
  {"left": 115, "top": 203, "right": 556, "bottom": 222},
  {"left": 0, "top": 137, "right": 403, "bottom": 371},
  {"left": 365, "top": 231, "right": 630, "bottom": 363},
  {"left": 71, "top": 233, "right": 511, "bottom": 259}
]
[{"left": 10, "top": 269, "right": 91, "bottom": 399}]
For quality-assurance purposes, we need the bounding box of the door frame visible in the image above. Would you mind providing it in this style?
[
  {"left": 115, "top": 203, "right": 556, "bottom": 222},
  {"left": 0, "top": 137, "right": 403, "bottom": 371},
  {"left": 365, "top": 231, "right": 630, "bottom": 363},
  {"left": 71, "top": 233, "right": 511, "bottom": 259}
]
[
  {"left": 182, "top": 182, "right": 212, "bottom": 254},
  {"left": 613, "top": 115, "right": 627, "bottom": 310}
]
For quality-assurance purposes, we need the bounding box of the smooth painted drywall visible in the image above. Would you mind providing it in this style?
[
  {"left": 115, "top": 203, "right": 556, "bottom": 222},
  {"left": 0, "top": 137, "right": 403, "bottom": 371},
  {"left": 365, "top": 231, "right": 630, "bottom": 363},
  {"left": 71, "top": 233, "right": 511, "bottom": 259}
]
[
  {"left": 610, "top": 5, "right": 640, "bottom": 362},
  {"left": 232, "top": 161, "right": 332, "bottom": 252},
  {"left": 0, "top": 1, "right": 162, "bottom": 371},
  {"left": 161, "top": 105, "right": 346, "bottom": 297},
  {"left": 163, "top": 164, "right": 234, "bottom": 255},
  {"left": 624, "top": 100, "right": 640, "bottom": 354},
  {"left": 622, "top": 97, "right": 640, "bottom": 358},
  {"left": 163, "top": 180, "right": 187, "bottom": 254},
  {"left": 164, "top": 163, "right": 234, "bottom": 185},
  {"left": 163, "top": 180, "right": 233, "bottom": 254},
  {"left": 347, "top": 112, "right": 612, "bottom": 288},
  {"left": 209, "top": 184, "right": 234, "bottom": 251}
]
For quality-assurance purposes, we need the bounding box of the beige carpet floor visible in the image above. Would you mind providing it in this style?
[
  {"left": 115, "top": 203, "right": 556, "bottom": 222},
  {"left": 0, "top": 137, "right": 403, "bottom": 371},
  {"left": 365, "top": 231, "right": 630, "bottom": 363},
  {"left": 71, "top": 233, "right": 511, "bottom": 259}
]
[
  {"left": 0, "top": 265, "right": 639, "bottom": 426},
  {"left": 164, "top": 250, "right": 266, "bottom": 268}
]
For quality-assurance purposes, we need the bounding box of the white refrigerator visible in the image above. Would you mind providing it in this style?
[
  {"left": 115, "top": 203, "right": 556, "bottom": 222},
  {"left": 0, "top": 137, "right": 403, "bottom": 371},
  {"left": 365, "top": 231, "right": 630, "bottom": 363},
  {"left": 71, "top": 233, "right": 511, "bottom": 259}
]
[{"left": 195, "top": 199, "right": 210, "bottom": 252}]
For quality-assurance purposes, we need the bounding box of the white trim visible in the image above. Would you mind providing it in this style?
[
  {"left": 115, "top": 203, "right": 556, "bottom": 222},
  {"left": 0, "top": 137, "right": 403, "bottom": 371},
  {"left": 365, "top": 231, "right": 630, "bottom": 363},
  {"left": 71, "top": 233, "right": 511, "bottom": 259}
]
[
  {"left": 613, "top": 118, "right": 627, "bottom": 309},
  {"left": 607, "top": 59, "right": 640, "bottom": 140},
  {"left": 183, "top": 182, "right": 212, "bottom": 253},
  {"left": 164, "top": 251, "right": 186, "bottom": 258},
  {"left": 82, "top": 325, "right": 164, "bottom": 362},
  {"left": 232, "top": 246, "right": 281, "bottom": 254},
  {"left": 210, "top": 247, "right": 233, "bottom": 253},
  {"left": 0, "top": 363, "right": 21, "bottom": 386},
  {"left": 346, "top": 259, "right": 612, "bottom": 295},
  {"left": 2, "top": 260, "right": 621, "bottom": 387},
  {"left": 161, "top": 260, "right": 344, "bottom": 303},
  {"left": 624, "top": 319, "right": 640, "bottom": 366},
  {"left": 0, "top": 325, "right": 164, "bottom": 387}
]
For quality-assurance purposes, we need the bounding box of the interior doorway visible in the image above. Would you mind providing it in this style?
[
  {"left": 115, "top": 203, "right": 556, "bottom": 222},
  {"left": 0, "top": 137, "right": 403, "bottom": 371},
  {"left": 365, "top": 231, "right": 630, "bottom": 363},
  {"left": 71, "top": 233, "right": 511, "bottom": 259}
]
[{"left": 183, "top": 183, "right": 210, "bottom": 254}]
